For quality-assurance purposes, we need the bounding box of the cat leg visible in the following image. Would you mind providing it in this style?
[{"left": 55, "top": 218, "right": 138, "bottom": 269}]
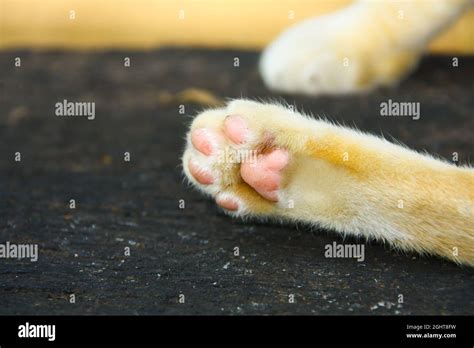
[
  {"left": 260, "top": 0, "right": 472, "bottom": 95},
  {"left": 183, "top": 99, "right": 474, "bottom": 265}
]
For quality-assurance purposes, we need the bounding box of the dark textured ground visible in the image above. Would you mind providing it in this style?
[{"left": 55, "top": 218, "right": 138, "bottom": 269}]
[{"left": 0, "top": 49, "right": 473, "bottom": 315}]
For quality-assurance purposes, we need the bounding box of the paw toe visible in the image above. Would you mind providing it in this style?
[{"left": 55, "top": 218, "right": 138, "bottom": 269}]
[
  {"left": 216, "top": 194, "right": 240, "bottom": 211},
  {"left": 224, "top": 115, "right": 249, "bottom": 144},
  {"left": 191, "top": 128, "right": 221, "bottom": 156},
  {"left": 188, "top": 158, "right": 214, "bottom": 185}
]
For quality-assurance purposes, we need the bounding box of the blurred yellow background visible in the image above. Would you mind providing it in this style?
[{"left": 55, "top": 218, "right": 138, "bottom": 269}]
[{"left": 1, "top": 0, "right": 473, "bottom": 53}]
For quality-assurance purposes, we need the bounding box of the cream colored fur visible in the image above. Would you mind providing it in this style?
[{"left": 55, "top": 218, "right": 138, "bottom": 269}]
[
  {"left": 260, "top": 0, "right": 473, "bottom": 95},
  {"left": 182, "top": 100, "right": 474, "bottom": 266}
]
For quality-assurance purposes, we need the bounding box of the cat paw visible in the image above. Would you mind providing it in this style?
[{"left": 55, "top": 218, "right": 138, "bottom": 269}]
[
  {"left": 259, "top": 3, "right": 422, "bottom": 95},
  {"left": 182, "top": 100, "right": 301, "bottom": 216},
  {"left": 183, "top": 100, "right": 361, "bottom": 227}
]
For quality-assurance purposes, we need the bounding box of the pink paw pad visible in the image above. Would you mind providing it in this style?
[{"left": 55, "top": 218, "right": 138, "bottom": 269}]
[
  {"left": 224, "top": 115, "right": 249, "bottom": 144},
  {"left": 188, "top": 158, "right": 214, "bottom": 185},
  {"left": 216, "top": 194, "right": 239, "bottom": 211},
  {"left": 191, "top": 128, "right": 220, "bottom": 156},
  {"left": 240, "top": 149, "right": 289, "bottom": 202}
]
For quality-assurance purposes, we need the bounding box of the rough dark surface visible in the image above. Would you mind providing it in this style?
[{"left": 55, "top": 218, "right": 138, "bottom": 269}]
[{"left": 0, "top": 49, "right": 473, "bottom": 315}]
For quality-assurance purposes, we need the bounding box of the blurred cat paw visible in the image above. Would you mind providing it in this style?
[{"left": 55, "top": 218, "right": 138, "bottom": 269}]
[{"left": 259, "top": 3, "right": 423, "bottom": 95}]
